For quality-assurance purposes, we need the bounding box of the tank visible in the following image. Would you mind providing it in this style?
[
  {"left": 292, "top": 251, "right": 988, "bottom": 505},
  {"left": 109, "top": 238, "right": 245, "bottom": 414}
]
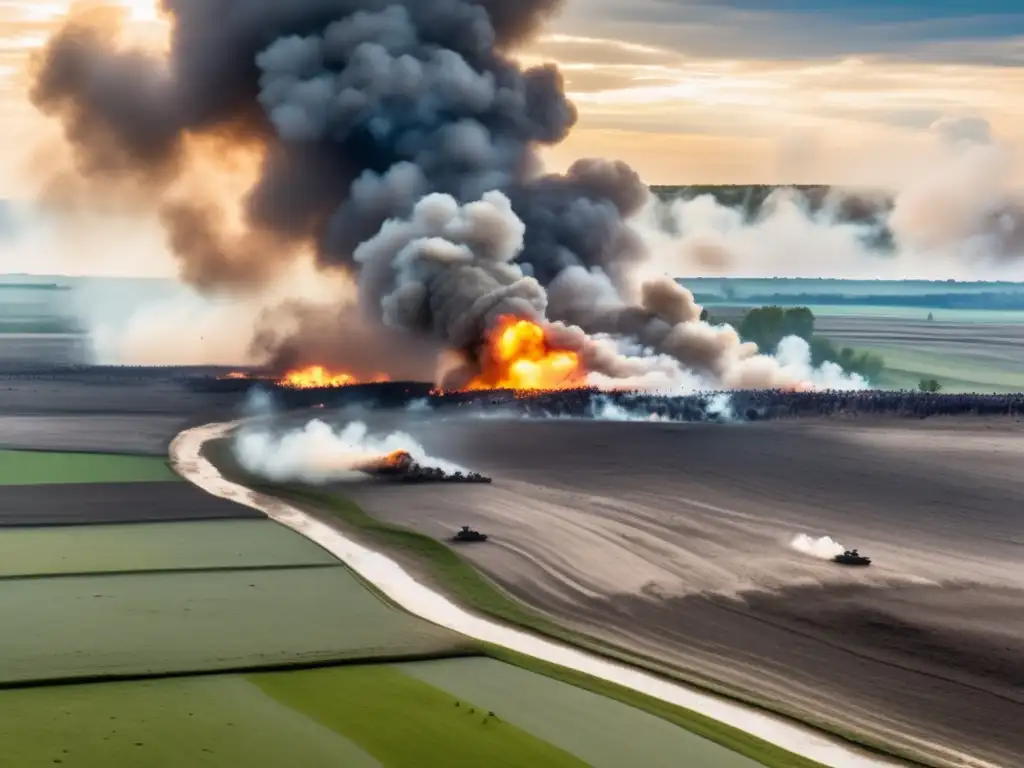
[
  {"left": 833, "top": 549, "right": 871, "bottom": 566},
  {"left": 450, "top": 525, "right": 488, "bottom": 543},
  {"left": 355, "top": 450, "right": 414, "bottom": 477},
  {"left": 355, "top": 452, "right": 493, "bottom": 483}
]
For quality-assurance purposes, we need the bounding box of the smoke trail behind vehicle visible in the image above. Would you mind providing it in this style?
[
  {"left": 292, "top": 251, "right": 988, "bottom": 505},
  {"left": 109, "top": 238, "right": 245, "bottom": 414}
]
[
  {"left": 790, "top": 533, "right": 845, "bottom": 560},
  {"left": 233, "top": 418, "right": 467, "bottom": 484}
]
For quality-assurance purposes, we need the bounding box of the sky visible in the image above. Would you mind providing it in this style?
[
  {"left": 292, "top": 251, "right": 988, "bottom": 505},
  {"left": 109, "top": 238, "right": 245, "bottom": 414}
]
[{"left": 0, "top": 0, "right": 1022, "bottom": 191}]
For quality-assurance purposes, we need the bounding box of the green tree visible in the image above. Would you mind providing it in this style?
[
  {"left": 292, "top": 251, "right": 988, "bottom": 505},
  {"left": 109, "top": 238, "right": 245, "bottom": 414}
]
[
  {"left": 739, "top": 306, "right": 815, "bottom": 352},
  {"left": 781, "top": 306, "right": 815, "bottom": 342},
  {"left": 919, "top": 378, "right": 942, "bottom": 393},
  {"left": 740, "top": 304, "right": 885, "bottom": 383},
  {"left": 809, "top": 337, "right": 884, "bottom": 381}
]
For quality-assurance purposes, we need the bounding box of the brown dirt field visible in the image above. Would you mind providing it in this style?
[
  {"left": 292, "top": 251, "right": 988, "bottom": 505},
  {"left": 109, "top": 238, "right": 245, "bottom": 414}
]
[{"left": 331, "top": 415, "right": 1024, "bottom": 768}]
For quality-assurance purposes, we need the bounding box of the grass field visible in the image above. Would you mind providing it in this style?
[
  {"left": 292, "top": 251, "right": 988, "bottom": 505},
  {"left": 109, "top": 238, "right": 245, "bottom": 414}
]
[
  {"left": 703, "top": 303, "right": 1024, "bottom": 323},
  {"left": 401, "top": 658, "right": 760, "bottom": 767},
  {"left": 0, "top": 659, "right": 760, "bottom": 768},
  {"left": 0, "top": 566, "right": 475, "bottom": 685},
  {"left": 0, "top": 674, "right": 381, "bottom": 768},
  {"left": 0, "top": 519, "right": 339, "bottom": 578},
  {"left": 253, "top": 665, "right": 587, "bottom": 767},
  {"left": 866, "top": 346, "right": 1024, "bottom": 392},
  {"left": 0, "top": 449, "right": 178, "bottom": 485}
]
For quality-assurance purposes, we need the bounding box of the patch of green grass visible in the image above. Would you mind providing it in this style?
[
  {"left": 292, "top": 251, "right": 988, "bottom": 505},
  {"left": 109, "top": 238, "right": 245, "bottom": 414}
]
[
  {"left": 251, "top": 664, "right": 587, "bottom": 768},
  {"left": 400, "top": 657, "right": 761, "bottom": 768},
  {"left": 859, "top": 346, "right": 1024, "bottom": 393},
  {"left": 0, "top": 674, "right": 379, "bottom": 768},
  {"left": 0, "top": 519, "right": 340, "bottom": 578},
  {"left": 0, "top": 567, "right": 476, "bottom": 686},
  {"left": 204, "top": 439, "right": 840, "bottom": 768},
  {"left": 0, "top": 449, "right": 179, "bottom": 485}
]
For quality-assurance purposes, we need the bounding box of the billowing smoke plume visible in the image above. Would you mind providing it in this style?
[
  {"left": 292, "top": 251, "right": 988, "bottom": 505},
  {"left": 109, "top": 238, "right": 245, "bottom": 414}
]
[
  {"left": 790, "top": 534, "right": 845, "bottom": 561},
  {"left": 30, "top": 0, "right": 865, "bottom": 389},
  {"left": 234, "top": 418, "right": 467, "bottom": 483}
]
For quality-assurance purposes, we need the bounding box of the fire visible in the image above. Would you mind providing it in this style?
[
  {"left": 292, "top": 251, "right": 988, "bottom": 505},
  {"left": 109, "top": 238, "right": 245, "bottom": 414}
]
[
  {"left": 278, "top": 365, "right": 389, "bottom": 389},
  {"left": 466, "top": 317, "right": 584, "bottom": 391},
  {"left": 220, "top": 371, "right": 249, "bottom": 380}
]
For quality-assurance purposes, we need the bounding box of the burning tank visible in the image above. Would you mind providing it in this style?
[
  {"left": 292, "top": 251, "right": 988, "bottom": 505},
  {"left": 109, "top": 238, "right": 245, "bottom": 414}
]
[
  {"left": 354, "top": 450, "right": 492, "bottom": 483},
  {"left": 353, "top": 450, "right": 415, "bottom": 477}
]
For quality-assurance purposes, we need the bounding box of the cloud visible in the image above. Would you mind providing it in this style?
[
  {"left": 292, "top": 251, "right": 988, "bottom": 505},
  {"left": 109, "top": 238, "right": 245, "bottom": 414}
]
[{"left": 554, "top": 0, "right": 1024, "bottom": 64}]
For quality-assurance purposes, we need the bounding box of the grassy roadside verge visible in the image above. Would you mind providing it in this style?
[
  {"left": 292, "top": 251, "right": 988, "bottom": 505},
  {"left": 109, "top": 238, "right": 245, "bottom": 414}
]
[{"left": 202, "top": 438, "right": 920, "bottom": 768}]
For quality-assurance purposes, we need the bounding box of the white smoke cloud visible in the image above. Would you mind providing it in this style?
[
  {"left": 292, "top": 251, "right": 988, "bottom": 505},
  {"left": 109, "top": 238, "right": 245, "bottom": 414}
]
[
  {"left": 635, "top": 188, "right": 885, "bottom": 280},
  {"left": 232, "top": 418, "right": 467, "bottom": 484},
  {"left": 790, "top": 533, "right": 845, "bottom": 560},
  {"left": 583, "top": 392, "right": 735, "bottom": 422},
  {"left": 241, "top": 386, "right": 276, "bottom": 417},
  {"left": 85, "top": 255, "right": 354, "bottom": 365},
  {"left": 775, "top": 336, "right": 868, "bottom": 390},
  {"left": 706, "top": 392, "right": 735, "bottom": 421},
  {"left": 635, "top": 116, "right": 1024, "bottom": 281},
  {"left": 587, "top": 395, "right": 673, "bottom": 422}
]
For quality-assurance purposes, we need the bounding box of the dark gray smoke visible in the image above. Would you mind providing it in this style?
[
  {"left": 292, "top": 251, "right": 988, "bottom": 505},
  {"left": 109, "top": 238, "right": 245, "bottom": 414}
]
[{"left": 29, "top": 0, "right": 843, "bottom": 388}]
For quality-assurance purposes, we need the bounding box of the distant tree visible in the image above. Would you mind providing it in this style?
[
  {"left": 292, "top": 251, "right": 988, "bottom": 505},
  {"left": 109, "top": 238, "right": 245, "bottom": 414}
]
[
  {"left": 739, "top": 306, "right": 815, "bottom": 352},
  {"left": 781, "top": 306, "right": 815, "bottom": 342},
  {"left": 927, "top": 312, "right": 934, "bottom": 322},
  {"left": 740, "top": 304, "right": 885, "bottom": 382},
  {"left": 809, "top": 336, "right": 884, "bottom": 381},
  {"left": 919, "top": 378, "right": 942, "bottom": 393},
  {"left": 699, "top": 308, "right": 709, "bottom": 322}
]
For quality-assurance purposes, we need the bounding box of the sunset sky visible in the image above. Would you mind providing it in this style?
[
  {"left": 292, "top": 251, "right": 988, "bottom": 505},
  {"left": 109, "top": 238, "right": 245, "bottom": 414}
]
[{"left": 0, "top": 0, "right": 1022, "bottom": 192}]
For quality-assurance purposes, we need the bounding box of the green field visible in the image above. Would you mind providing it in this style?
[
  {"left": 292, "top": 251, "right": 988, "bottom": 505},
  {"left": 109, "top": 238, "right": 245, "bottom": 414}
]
[
  {"left": 704, "top": 302, "right": 1024, "bottom": 323},
  {"left": 0, "top": 674, "right": 380, "bottom": 768},
  {"left": 0, "top": 450, "right": 179, "bottom": 485},
  {"left": 0, "top": 661, "right": 765, "bottom": 768},
  {"left": 865, "top": 346, "right": 1024, "bottom": 393},
  {"left": 0, "top": 658, "right": 762, "bottom": 768},
  {"left": 401, "top": 658, "right": 760, "bottom": 767},
  {"left": 0, "top": 567, "right": 474, "bottom": 685},
  {"left": 254, "top": 664, "right": 587, "bottom": 767},
  {"left": 0, "top": 519, "right": 339, "bottom": 578}
]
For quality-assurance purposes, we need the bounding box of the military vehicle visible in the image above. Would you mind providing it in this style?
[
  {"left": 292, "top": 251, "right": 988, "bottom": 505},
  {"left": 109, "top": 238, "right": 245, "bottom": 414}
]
[
  {"left": 355, "top": 450, "right": 414, "bottom": 477},
  {"left": 833, "top": 549, "right": 871, "bottom": 566},
  {"left": 355, "top": 452, "right": 492, "bottom": 483},
  {"left": 450, "top": 526, "right": 488, "bottom": 543}
]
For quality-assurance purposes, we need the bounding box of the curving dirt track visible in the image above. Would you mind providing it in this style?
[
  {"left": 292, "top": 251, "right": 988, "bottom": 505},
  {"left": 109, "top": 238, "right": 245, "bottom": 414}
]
[{"left": 336, "top": 415, "right": 1024, "bottom": 768}]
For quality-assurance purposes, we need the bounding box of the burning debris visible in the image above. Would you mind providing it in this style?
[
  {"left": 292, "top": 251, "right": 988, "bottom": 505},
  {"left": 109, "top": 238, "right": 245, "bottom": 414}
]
[
  {"left": 356, "top": 449, "right": 492, "bottom": 483},
  {"left": 215, "top": 365, "right": 388, "bottom": 389},
  {"left": 280, "top": 365, "right": 390, "bottom": 389}
]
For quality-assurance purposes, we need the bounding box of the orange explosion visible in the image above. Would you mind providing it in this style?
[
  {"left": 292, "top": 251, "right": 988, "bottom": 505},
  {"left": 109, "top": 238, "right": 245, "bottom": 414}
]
[
  {"left": 278, "top": 365, "right": 389, "bottom": 389},
  {"left": 466, "top": 317, "right": 584, "bottom": 391}
]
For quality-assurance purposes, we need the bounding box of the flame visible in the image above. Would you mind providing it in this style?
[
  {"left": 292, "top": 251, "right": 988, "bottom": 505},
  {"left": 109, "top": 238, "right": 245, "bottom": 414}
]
[
  {"left": 220, "top": 371, "right": 249, "bottom": 380},
  {"left": 466, "top": 316, "right": 584, "bottom": 391},
  {"left": 278, "top": 365, "right": 389, "bottom": 389}
]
